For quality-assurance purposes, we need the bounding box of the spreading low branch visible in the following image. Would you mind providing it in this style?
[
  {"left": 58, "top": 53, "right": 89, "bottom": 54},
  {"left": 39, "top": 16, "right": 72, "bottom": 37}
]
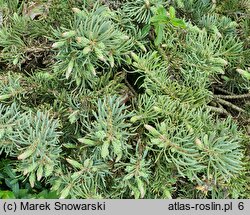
[
  {"left": 213, "top": 86, "right": 235, "bottom": 95},
  {"left": 215, "top": 97, "right": 246, "bottom": 113},
  {"left": 215, "top": 93, "right": 250, "bottom": 100},
  {"left": 208, "top": 105, "right": 231, "bottom": 116}
]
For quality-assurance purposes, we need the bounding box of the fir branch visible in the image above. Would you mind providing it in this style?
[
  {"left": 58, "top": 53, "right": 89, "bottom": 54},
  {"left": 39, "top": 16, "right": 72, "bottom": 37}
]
[
  {"left": 215, "top": 93, "right": 250, "bottom": 100},
  {"left": 215, "top": 97, "right": 246, "bottom": 113},
  {"left": 208, "top": 105, "right": 231, "bottom": 116},
  {"left": 213, "top": 86, "right": 235, "bottom": 95}
]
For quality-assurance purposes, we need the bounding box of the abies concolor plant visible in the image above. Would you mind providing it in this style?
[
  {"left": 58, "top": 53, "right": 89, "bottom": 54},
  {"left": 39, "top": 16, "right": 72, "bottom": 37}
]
[{"left": 0, "top": 0, "right": 249, "bottom": 199}]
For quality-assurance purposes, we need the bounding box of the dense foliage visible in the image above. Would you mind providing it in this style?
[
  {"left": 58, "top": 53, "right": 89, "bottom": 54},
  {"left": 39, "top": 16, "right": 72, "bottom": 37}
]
[{"left": 0, "top": 0, "right": 249, "bottom": 199}]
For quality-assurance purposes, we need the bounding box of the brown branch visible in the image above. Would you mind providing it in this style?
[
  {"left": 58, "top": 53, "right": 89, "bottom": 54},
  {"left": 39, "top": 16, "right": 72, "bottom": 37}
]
[
  {"left": 215, "top": 97, "right": 246, "bottom": 113},
  {"left": 24, "top": 46, "right": 51, "bottom": 53},
  {"left": 208, "top": 106, "right": 231, "bottom": 116},
  {"left": 124, "top": 76, "right": 137, "bottom": 96},
  {"left": 215, "top": 93, "right": 250, "bottom": 100},
  {"left": 213, "top": 86, "right": 235, "bottom": 95}
]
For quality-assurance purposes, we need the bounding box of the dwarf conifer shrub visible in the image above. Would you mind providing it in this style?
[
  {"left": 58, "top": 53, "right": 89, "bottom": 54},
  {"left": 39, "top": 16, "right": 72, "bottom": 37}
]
[{"left": 0, "top": 0, "right": 249, "bottom": 199}]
